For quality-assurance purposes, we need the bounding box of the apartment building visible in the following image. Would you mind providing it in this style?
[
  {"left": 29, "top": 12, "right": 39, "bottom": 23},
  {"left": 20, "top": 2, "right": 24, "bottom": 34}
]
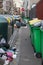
[
  {"left": 13, "top": 0, "right": 23, "bottom": 14},
  {"left": 0, "top": 0, "right": 3, "bottom": 14},
  {"left": 3, "top": 0, "right": 13, "bottom": 14},
  {"left": 0, "top": 0, "right": 3, "bottom": 8},
  {"left": 23, "top": 0, "right": 40, "bottom": 17}
]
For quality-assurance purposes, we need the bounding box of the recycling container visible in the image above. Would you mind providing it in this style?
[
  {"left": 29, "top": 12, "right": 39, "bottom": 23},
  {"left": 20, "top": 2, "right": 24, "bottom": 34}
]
[
  {"left": 28, "top": 19, "right": 41, "bottom": 57},
  {"left": 28, "top": 19, "right": 34, "bottom": 46},
  {"left": 29, "top": 19, "right": 41, "bottom": 45},
  {"left": 33, "top": 26, "right": 41, "bottom": 54},
  {"left": 40, "top": 28, "right": 43, "bottom": 56},
  {"left": 40, "top": 28, "right": 43, "bottom": 64},
  {"left": 0, "top": 17, "right": 8, "bottom": 42},
  {"left": 29, "top": 24, "right": 34, "bottom": 46},
  {"left": 29, "top": 24, "right": 41, "bottom": 57},
  {"left": 23, "top": 17, "right": 30, "bottom": 23},
  {"left": 28, "top": 20, "right": 34, "bottom": 46}
]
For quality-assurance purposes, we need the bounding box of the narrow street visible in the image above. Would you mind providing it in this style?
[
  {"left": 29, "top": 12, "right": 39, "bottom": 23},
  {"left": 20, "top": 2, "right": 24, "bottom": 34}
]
[{"left": 0, "top": 0, "right": 43, "bottom": 65}]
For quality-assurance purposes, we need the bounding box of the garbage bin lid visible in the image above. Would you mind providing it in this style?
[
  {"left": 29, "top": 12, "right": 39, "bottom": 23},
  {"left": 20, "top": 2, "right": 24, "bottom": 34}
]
[
  {"left": 29, "top": 18, "right": 41, "bottom": 25},
  {"left": 0, "top": 16, "right": 7, "bottom": 23}
]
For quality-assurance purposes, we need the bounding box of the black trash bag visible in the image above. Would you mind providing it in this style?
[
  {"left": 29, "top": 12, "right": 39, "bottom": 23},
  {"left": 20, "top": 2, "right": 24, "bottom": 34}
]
[
  {"left": 0, "top": 44, "right": 4, "bottom": 48},
  {"left": 11, "top": 47, "right": 16, "bottom": 52},
  {"left": 21, "top": 22, "right": 26, "bottom": 26},
  {"left": 16, "top": 21, "right": 21, "bottom": 28},
  {"left": 0, "top": 43, "right": 10, "bottom": 49},
  {"left": 2, "top": 43, "right": 10, "bottom": 49}
]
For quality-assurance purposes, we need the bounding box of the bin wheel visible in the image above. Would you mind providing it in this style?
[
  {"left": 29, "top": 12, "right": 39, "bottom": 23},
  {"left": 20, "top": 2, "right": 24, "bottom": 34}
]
[
  {"left": 36, "top": 53, "right": 41, "bottom": 58},
  {"left": 42, "top": 60, "right": 43, "bottom": 65}
]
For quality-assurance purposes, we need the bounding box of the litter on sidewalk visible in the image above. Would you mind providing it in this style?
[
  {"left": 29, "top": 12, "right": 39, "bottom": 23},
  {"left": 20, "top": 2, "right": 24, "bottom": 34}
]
[{"left": 0, "top": 37, "right": 17, "bottom": 65}]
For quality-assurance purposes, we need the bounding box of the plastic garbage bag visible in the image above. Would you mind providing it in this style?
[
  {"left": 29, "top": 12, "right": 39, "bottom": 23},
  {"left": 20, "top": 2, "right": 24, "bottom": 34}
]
[
  {"left": 11, "top": 47, "right": 16, "bottom": 52},
  {"left": 2, "top": 55, "right": 7, "bottom": 60},
  {"left": 21, "top": 22, "right": 26, "bottom": 26},
  {"left": 7, "top": 50, "right": 14, "bottom": 54},
  {"left": 16, "top": 21, "right": 21, "bottom": 28},
  {"left": 0, "top": 38, "right": 6, "bottom": 44},
  {"left": 33, "top": 22, "right": 41, "bottom": 27},
  {"left": 6, "top": 52, "right": 13, "bottom": 61},
  {"left": 0, "top": 43, "right": 10, "bottom": 49},
  {"left": 4, "top": 60, "right": 10, "bottom": 65},
  {"left": 40, "top": 22, "right": 43, "bottom": 29},
  {"left": 3, "top": 43, "right": 10, "bottom": 49},
  {"left": 0, "top": 48, "right": 5, "bottom": 53},
  {"left": 29, "top": 18, "right": 41, "bottom": 25},
  {"left": 6, "top": 52, "right": 13, "bottom": 57},
  {"left": 12, "top": 54, "right": 17, "bottom": 59},
  {"left": 41, "top": 21, "right": 43, "bottom": 27}
]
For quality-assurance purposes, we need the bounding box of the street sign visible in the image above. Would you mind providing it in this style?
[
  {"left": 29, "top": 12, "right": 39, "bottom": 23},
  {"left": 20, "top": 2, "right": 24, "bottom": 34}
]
[{"left": 21, "top": 7, "right": 25, "bottom": 12}]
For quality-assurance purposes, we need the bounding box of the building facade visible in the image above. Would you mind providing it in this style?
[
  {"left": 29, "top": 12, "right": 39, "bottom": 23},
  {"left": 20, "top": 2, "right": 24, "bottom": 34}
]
[
  {"left": 23, "top": 0, "right": 40, "bottom": 17},
  {"left": 0, "top": 0, "right": 3, "bottom": 14},
  {"left": 0, "top": 0, "right": 3, "bottom": 8},
  {"left": 3, "top": 0, "right": 13, "bottom": 14}
]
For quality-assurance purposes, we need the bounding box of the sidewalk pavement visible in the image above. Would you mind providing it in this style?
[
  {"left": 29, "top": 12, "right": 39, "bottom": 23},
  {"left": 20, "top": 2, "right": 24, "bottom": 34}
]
[
  {"left": 18, "top": 26, "right": 41, "bottom": 65},
  {"left": 10, "top": 26, "right": 41, "bottom": 65}
]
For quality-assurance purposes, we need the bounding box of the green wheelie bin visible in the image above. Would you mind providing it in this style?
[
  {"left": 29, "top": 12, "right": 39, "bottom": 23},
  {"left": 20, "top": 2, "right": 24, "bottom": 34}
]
[
  {"left": 32, "top": 26, "right": 41, "bottom": 58},
  {"left": 40, "top": 28, "right": 43, "bottom": 65},
  {"left": 0, "top": 17, "right": 8, "bottom": 42},
  {"left": 29, "top": 23, "right": 41, "bottom": 57},
  {"left": 29, "top": 25, "right": 34, "bottom": 46},
  {"left": 28, "top": 19, "right": 41, "bottom": 48},
  {"left": 24, "top": 17, "right": 30, "bottom": 23},
  {"left": 28, "top": 20, "right": 34, "bottom": 47}
]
